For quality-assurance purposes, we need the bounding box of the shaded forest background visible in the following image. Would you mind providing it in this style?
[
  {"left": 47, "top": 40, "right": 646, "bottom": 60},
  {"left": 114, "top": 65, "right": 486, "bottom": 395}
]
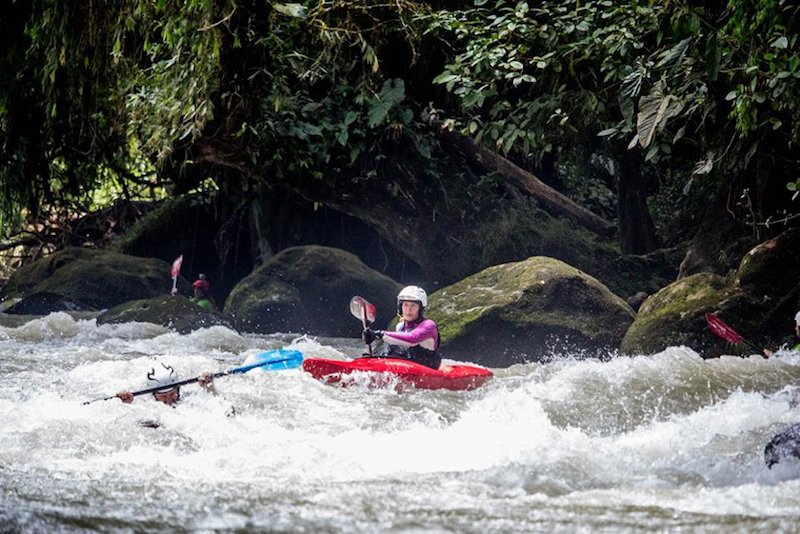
[{"left": 1, "top": 0, "right": 799, "bottom": 302}]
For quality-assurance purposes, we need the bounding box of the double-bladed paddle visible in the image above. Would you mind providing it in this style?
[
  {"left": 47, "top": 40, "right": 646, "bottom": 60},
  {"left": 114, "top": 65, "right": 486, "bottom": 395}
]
[
  {"left": 82, "top": 349, "right": 304, "bottom": 405},
  {"left": 705, "top": 313, "right": 765, "bottom": 357},
  {"left": 350, "top": 296, "right": 377, "bottom": 356}
]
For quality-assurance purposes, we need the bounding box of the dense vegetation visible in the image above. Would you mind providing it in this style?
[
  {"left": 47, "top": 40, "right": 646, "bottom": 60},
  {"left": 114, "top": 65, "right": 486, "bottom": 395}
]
[{"left": 2, "top": 0, "right": 799, "bottom": 277}]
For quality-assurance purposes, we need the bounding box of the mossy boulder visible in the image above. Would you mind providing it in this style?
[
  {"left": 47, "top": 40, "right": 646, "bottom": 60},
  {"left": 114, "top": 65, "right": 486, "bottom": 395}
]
[
  {"left": 736, "top": 227, "right": 800, "bottom": 299},
  {"left": 0, "top": 247, "right": 178, "bottom": 310},
  {"left": 224, "top": 245, "right": 401, "bottom": 336},
  {"left": 620, "top": 273, "right": 761, "bottom": 356},
  {"left": 97, "top": 295, "right": 231, "bottom": 333},
  {"left": 426, "top": 256, "right": 636, "bottom": 367},
  {"left": 621, "top": 228, "right": 800, "bottom": 357}
]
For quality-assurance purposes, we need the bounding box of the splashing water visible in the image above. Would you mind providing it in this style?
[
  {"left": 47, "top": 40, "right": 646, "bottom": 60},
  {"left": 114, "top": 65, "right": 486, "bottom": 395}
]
[{"left": 1, "top": 313, "right": 799, "bottom": 533}]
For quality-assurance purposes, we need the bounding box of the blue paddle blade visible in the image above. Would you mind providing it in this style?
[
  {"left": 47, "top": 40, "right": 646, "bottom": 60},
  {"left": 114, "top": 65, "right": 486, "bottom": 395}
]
[{"left": 233, "top": 349, "right": 304, "bottom": 374}]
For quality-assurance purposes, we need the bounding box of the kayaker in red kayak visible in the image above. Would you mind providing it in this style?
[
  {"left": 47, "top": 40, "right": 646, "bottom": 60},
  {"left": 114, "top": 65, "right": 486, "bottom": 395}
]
[{"left": 362, "top": 286, "right": 441, "bottom": 370}]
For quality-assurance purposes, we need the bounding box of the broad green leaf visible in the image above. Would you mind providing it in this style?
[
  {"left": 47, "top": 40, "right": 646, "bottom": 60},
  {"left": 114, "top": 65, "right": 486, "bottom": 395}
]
[
  {"left": 772, "top": 36, "right": 788, "bottom": 49},
  {"left": 656, "top": 38, "right": 690, "bottom": 69},
  {"left": 433, "top": 73, "right": 459, "bottom": 84},
  {"left": 636, "top": 82, "right": 682, "bottom": 148}
]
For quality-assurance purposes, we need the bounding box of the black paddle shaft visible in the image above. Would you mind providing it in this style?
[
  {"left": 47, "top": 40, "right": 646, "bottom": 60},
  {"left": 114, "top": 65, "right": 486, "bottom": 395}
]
[{"left": 81, "top": 356, "right": 296, "bottom": 405}]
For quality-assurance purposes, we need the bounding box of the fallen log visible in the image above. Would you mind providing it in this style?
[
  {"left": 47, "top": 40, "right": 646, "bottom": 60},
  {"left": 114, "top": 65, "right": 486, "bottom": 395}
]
[{"left": 438, "top": 128, "right": 616, "bottom": 237}]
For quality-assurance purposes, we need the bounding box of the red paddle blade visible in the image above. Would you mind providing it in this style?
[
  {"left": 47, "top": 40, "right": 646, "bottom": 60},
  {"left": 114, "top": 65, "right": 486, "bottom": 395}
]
[
  {"left": 171, "top": 255, "right": 184, "bottom": 279},
  {"left": 350, "top": 296, "right": 376, "bottom": 324},
  {"left": 705, "top": 313, "right": 744, "bottom": 344}
]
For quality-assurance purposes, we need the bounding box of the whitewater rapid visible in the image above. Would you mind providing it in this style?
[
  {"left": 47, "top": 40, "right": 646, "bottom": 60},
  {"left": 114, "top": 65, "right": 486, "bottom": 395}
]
[{"left": 1, "top": 312, "right": 799, "bottom": 533}]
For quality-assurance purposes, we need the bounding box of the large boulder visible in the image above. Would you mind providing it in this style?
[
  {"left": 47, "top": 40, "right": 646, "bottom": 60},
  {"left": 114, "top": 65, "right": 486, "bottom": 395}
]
[
  {"left": 426, "top": 256, "right": 636, "bottom": 367},
  {"left": 224, "top": 246, "right": 402, "bottom": 336},
  {"left": 620, "top": 273, "right": 759, "bottom": 356},
  {"left": 3, "top": 291, "right": 91, "bottom": 315},
  {"left": 736, "top": 227, "right": 800, "bottom": 299},
  {"left": 97, "top": 295, "right": 232, "bottom": 334},
  {"left": 621, "top": 227, "right": 800, "bottom": 357},
  {"left": 111, "top": 195, "right": 231, "bottom": 298},
  {"left": 0, "top": 248, "right": 179, "bottom": 310}
]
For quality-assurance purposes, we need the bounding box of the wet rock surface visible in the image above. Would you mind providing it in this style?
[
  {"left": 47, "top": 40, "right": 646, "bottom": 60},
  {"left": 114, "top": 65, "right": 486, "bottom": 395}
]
[
  {"left": 224, "top": 246, "right": 401, "bottom": 337},
  {"left": 427, "top": 256, "right": 635, "bottom": 367}
]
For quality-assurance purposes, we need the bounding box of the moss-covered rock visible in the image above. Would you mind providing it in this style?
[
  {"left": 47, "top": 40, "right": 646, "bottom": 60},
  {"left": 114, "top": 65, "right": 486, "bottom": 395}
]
[
  {"left": 619, "top": 273, "right": 763, "bottom": 356},
  {"left": 97, "top": 295, "right": 231, "bottom": 333},
  {"left": 736, "top": 227, "right": 800, "bottom": 299},
  {"left": 426, "top": 256, "right": 635, "bottom": 367},
  {"left": 224, "top": 245, "right": 401, "bottom": 336},
  {"left": 621, "top": 227, "right": 800, "bottom": 356},
  {"left": 0, "top": 247, "right": 177, "bottom": 309}
]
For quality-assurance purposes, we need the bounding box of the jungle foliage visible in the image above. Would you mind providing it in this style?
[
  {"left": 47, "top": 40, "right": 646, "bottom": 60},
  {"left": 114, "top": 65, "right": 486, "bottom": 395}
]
[{"left": 1, "top": 0, "right": 799, "bottom": 253}]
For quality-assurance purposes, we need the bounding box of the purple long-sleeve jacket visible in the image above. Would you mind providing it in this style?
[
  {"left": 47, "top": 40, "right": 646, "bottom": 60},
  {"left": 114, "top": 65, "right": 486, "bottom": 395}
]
[{"left": 383, "top": 319, "right": 439, "bottom": 351}]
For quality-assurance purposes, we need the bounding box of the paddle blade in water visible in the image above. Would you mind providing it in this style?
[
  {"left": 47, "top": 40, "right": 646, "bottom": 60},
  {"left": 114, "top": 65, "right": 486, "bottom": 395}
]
[
  {"left": 350, "top": 296, "right": 376, "bottom": 324},
  {"left": 171, "top": 255, "right": 183, "bottom": 279},
  {"left": 236, "top": 349, "right": 304, "bottom": 373},
  {"left": 705, "top": 313, "right": 744, "bottom": 344}
]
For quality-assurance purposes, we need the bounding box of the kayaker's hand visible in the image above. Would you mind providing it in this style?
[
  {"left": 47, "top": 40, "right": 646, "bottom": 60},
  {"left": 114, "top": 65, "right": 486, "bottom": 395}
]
[
  {"left": 198, "top": 373, "right": 216, "bottom": 395},
  {"left": 362, "top": 328, "right": 383, "bottom": 345},
  {"left": 117, "top": 391, "right": 134, "bottom": 404}
]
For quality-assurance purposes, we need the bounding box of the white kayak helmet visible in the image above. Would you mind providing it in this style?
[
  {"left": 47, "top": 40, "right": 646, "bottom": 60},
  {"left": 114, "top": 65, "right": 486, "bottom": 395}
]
[
  {"left": 146, "top": 362, "right": 180, "bottom": 393},
  {"left": 397, "top": 285, "right": 428, "bottom": 310}
]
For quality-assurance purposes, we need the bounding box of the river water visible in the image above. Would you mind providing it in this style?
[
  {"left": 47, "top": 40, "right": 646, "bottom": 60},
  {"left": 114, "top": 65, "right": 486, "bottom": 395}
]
[{"left": 1, "top": 312, "right": 799, "bottom": 533}]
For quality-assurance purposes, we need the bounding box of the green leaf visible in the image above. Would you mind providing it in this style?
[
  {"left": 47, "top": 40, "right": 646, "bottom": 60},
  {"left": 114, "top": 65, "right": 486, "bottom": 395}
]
[
  {"left": 597, "top": 128, "right": 618, "bottom": 137},
  {"left": 772, "top": 36, "right": 789, "bottom": 49},
  {"left": 656, "top": 38, "right": 690, "bottom": 69},
  {"left": 636, "top": 82, "right": 683, "bottom": 148},
  {"left": 725, "top": 90, "right": 739, "bottom": 101},
  {"left": 367, "top": 79, "right": 405, "bottom": 127},
  {"left": 433, "top": 73, "right": 459, "bottom": 85}
]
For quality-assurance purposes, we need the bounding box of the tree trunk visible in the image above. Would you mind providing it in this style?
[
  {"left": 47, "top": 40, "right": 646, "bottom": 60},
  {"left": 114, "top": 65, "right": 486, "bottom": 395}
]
[
  {"left": 615, "top": 156, "right": 659, "bottom": 254},
  {"left": 437, "top": 128, "right": 616, "bottom": 237}
]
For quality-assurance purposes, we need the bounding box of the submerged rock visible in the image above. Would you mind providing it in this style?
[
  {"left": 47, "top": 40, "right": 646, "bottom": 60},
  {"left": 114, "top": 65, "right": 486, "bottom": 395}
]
[
  {"left": 765, "top": 422, "right": 800, "bottom": 468},
  {"left": 224, "top": 245, "right": 401, "bottom": 337},
  {"left": 3, "top": 291, "right": 91, "bottom": 315},
  {"left": 97, "top": 295, "right": 231, "bottom": 334},
  {"left": 426, "top": 256, "right": 635, "bottom": 367},
  {"left": 0, "top": 247, "right": 177, "bottom": 310}
]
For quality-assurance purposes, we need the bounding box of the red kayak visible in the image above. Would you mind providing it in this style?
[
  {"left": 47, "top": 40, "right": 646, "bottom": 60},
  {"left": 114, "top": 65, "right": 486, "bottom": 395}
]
[{"left": 302, "top": 357, "right": 493, "bottom": 391}]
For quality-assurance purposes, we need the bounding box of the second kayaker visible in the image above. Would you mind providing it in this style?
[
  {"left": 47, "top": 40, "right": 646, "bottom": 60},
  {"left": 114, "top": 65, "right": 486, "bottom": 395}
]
[
  {"left": 116, "top": 361, "right": 217, "bottom": 406},
  {"left": 362, "top": 285, "right": 441, "bottom": 370}
]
